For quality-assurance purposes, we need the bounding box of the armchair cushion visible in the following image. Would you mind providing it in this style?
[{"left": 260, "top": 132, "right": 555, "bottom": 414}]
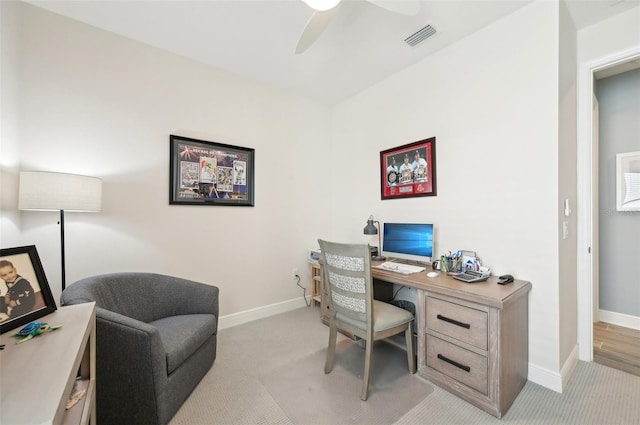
[{"left": 151, "top": 314, "right": 217, "bottom": 374}]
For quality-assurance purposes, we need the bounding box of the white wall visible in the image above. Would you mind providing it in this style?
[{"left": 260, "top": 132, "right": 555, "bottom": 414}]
[
  {"left": 557, "top": 0, "right": 579, "bottom": 377},
  {"left": 578, "top": 7, "right": 640, "bottom": 63},
  {"left": 2, "top": 2, "right": 334, "bottom": 315},
  {"left": 331, "top": 0, "right": 562, "bottom": 381},
  {"left": 0, "top": 1, "right": 22, "bottom": 245}
]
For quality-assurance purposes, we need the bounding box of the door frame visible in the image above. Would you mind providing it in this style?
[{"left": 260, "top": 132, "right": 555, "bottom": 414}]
[{"left": 577, "top": 46, "right": 640, "bottom": 361}]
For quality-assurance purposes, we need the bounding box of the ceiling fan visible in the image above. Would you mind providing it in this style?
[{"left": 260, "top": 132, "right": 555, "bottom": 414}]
[{"left": 296, "top": 0, "right": 421, "bottom": 54}]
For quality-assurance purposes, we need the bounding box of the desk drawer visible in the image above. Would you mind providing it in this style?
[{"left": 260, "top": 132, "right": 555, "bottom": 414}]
[
  {"left": 426, "top": 334, "right": 488, "bottom": 395},
  {"left": 426, "top": 297, "right": 487, "bottom": 350}
]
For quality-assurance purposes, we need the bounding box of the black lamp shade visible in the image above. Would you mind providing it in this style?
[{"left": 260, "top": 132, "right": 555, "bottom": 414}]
[
  {"left": 363, "top": 219, "right": 378, "bottom": 235},
  {"left": 363, "top": 215, "right": 385, "bottom": 261}
]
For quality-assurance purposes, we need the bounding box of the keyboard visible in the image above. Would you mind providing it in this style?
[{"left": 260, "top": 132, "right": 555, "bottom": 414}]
[{"left": 375, "top": 261, "right": 425, "bottom": 275}]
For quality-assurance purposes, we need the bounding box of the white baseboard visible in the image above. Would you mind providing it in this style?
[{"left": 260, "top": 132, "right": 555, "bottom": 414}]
[
  {"left": 528, "top": 363, "right": 562, "bottom": 393},
  {"left": 598, "top": 309, "right": 640, "bottom": 330},
  {"left": 560, "top": 345, "right": 579, "bottom": 392},
  {"left": 218, "top": 296, "right": 310, "bottom": 330},
  {"left": 528, "top": 344, "right": 579, "bottom": 394}
]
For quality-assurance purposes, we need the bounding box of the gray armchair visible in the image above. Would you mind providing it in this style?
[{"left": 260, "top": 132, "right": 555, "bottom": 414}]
[{"left": 61, "top": 272, "right": 219, "bottom": 425}]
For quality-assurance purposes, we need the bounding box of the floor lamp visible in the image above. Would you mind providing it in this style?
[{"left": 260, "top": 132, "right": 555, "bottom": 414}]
[{"left": 18, "top": 171, "right": 102, "bottom": 290}]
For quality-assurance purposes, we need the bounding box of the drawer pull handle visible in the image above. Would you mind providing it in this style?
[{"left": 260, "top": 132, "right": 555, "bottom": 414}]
[
  {"left": 437, "top": 354, "right": 471, "bottom": 373},
  {"left": 436, "top": 314, "right": 470, "bottom": 329}
]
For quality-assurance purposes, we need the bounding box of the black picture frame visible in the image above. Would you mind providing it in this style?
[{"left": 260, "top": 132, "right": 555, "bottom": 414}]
[
  {"left": 170, "top": 134, "right": 255, "bottom": 206},
  {"left": 0, "top": 245, "right": 57, "bottom": 334},
  {"left": 380, "top": 137, "right": 437, "bottom": 200}
]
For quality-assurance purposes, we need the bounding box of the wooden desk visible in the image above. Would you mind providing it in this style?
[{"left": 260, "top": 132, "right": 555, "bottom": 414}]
[
  {"left": 0, "top": 302, "right": 96, "bottom": 425},
  {"left": 319, "top": 260, "right": 531, "bottom": 418}
]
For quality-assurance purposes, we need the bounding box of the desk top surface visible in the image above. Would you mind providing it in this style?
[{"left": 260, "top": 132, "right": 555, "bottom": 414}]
[{"left": 371, "top": 261, "right": 531, "bottom": 309}]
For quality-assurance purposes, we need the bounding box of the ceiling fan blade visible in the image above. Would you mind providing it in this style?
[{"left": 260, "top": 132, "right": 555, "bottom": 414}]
[
  {"left": 367, "top": 0, "right": 421, "bottom": 16},
  {"left": 295, "top": 8, "right": 339, "bottom": 54}
]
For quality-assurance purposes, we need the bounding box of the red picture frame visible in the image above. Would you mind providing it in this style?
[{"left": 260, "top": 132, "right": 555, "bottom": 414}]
[{"left": 380, "top": 137, "right": 437, "bottom": 200}]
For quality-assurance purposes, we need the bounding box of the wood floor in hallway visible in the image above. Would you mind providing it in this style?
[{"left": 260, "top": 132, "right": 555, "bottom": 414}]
[{"left": 593, "top": 321, "right": 640, "bottom": 377}]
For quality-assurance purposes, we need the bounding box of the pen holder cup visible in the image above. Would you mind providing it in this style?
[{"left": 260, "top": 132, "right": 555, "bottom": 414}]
[{"left": 432, "top": 257, "right": 462, "bottom": 273}]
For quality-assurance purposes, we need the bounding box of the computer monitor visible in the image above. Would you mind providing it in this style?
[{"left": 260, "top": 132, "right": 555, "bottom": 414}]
[{"left": 382, "top": 223, "right": 434, "bottom": 263}]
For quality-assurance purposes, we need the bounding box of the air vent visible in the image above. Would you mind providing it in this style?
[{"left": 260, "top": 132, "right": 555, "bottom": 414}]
[{"left": 404, "top": 25, "right": 436, "bottom": 47}]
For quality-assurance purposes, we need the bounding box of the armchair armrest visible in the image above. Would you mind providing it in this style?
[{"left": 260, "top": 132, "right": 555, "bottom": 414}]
[{"left": 96, "top": 307, "right": 168, "bottom": 423}]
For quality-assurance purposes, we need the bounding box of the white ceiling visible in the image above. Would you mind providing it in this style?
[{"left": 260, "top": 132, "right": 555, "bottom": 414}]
[{"left": 24, "top": 0, "right": 640, "bottom": 105}]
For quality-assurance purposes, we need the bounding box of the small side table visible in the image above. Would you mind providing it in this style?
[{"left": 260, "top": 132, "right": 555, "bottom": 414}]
[
  {"left": 0, "top": 302, "right": 96, "bottom": 425},
  {"left": 310, "top": 261, "right": 322, "bottom": 307}
]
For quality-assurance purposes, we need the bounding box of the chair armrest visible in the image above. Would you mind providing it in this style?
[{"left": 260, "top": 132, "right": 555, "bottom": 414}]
[{"left": 96, "top": 307, "right": 168, "bottom": 394}]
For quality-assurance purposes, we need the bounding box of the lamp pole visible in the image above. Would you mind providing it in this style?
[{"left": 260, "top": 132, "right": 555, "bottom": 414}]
[{"left": 59, "top": 210, "right": 66, "bottom": 290}]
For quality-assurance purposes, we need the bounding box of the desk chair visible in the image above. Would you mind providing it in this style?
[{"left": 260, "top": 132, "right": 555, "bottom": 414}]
[{"left": 318, "top": 239, "right": 416, "bottom": 401}]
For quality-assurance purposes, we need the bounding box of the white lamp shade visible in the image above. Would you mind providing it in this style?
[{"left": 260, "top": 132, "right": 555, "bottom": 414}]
[
  {"left": 19, "top": 171, "right": 102, "bottom": 212},
  {"left": 303, "top": 0, "right": 341, "bottom": 12}
]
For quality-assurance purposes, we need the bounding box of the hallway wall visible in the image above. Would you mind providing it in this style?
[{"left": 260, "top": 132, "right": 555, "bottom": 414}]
[{"left": 596, "top": 68, "right": 640, "bottom": 326}]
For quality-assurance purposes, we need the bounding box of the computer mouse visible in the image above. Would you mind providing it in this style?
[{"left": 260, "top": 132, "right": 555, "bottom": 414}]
[{"left": 427, "top": 271, "right": 439, "bottom": 278}]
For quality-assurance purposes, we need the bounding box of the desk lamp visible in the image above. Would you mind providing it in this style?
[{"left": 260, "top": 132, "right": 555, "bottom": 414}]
[
  {"left": 363, "top": 215, "right": 385, "bottom": 261},
  {"left": 19, "top": 171, "right": 102, "bottom": 290}
]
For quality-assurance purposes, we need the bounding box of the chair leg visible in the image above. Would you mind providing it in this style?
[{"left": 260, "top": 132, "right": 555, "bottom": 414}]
[
  {"left": 405, "top": 325, "right": 416, "bottom": 374},
  {"left": 361, "top": 338, "right": 373, "bottom": 401},
  {"left": 325, "top": 320, "right": 338, "bottom": 374}
]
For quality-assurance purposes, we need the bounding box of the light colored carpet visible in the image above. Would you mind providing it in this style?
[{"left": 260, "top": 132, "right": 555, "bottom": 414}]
[
  {"left": 260, "top": 339, "right": 433, "bottom": 425},
  {"left": 170, "top": 305, "right": 640, "bottom": 425}
]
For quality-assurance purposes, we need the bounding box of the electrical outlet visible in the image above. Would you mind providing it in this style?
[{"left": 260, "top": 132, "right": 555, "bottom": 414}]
[{"left": 292, "top": 268, "right": 299, "bottom": 280}]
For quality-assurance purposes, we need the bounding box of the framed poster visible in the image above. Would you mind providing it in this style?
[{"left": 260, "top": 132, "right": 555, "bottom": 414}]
[
  {"left": 0, "top": 245, "right": 57, "bottom": 334},
  {"left": 616, "top": 150, "right": 640, "bottom": 211},
  {"left": 170, "top": 134, "right": 255, "bottom": 206},
  {"left": 380, "top": 137, "right": 437, "bottom": 200}
]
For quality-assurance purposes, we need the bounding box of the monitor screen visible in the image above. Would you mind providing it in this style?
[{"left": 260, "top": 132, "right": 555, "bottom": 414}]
[{"left": 382, "top": 223, "right": 433, "bottom": 263}]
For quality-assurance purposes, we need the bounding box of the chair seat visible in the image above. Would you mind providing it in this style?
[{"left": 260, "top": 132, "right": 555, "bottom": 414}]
[
  {"left": 336, "top": 300, "right": 413, "bottom": 332},
  {"left": 151, "top": 314, "right": 217, "bottom": 374}
]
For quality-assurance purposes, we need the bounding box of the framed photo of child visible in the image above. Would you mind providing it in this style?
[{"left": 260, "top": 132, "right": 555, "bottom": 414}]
[{"left": 0, "top": 245, "right": 56, "bottom": 334}]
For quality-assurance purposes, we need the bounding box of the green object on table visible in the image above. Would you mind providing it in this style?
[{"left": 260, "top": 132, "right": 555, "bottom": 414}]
[{"left": 11, "top": 321, "right": 62, "bottom": 344}]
